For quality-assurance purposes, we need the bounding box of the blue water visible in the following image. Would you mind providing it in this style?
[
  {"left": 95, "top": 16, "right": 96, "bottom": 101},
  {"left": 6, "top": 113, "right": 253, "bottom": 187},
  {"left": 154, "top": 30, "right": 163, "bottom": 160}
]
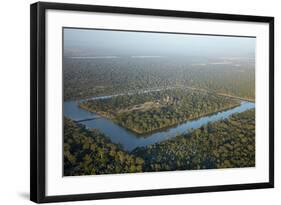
[{"left": 64, "top": 100, "right": 255, "bottom": 151}]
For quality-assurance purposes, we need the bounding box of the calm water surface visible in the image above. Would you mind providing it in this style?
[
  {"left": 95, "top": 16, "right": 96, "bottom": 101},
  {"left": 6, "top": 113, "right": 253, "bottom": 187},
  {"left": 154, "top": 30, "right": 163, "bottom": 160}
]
[{"left": 64, "top": 99, "right": 255, "bottom": 151}]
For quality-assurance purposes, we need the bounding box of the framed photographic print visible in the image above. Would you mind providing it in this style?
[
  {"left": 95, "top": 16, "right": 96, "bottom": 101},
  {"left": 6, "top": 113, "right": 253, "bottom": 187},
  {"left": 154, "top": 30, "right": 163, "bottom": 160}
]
[{"left": 30, "top": 2, "right": 274, "bottom": 203}]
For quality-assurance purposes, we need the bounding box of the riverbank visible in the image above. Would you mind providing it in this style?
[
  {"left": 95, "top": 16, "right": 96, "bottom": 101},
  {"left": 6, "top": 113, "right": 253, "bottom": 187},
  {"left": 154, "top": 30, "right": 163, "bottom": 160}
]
[
  {"left": 117, "top": 102, "right": 242, "bottom": 135},
  {"left": 66, "top": 85, "right": 255, "bottom": 103},
  {"left": 64, "top": 100, "right": 255, "bottom": 151},
  {"left": 78, "top": 96, "right": 241, "bottom": 135}
]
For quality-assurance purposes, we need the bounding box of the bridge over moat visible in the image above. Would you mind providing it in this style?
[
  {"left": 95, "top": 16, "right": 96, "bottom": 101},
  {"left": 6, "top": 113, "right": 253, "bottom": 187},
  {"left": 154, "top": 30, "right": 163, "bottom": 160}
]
[{"left": 74, "top": 116, "right": 102, "bottom": 123}]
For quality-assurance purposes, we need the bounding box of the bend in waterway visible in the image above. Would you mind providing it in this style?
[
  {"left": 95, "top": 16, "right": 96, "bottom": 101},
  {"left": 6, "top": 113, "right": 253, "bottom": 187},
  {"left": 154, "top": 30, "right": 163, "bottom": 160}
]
[{"left": 64, "top": 99, "right": 255, "bottom": 151}]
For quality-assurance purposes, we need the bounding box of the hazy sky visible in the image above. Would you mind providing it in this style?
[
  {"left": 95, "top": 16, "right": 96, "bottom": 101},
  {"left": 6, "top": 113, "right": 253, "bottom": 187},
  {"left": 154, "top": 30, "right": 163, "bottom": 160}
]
[{"left": 64, "top": 28, "right": 256, "bottom": 58}]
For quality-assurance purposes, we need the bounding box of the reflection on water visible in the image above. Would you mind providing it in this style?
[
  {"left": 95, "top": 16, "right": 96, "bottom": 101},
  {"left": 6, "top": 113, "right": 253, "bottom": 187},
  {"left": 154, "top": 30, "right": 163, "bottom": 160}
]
[{"left": 64, "top": 100, "right": 255, "bottom": 151}]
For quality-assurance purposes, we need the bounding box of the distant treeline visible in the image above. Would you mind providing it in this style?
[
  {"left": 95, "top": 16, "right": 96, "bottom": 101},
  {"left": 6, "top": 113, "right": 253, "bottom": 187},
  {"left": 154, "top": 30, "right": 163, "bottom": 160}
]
[
  {"left": 64, "top": 109, "right": 255, "bottom": 176},
  {"left": 63, "top": 57, "right": 255, "bottom": 101}
]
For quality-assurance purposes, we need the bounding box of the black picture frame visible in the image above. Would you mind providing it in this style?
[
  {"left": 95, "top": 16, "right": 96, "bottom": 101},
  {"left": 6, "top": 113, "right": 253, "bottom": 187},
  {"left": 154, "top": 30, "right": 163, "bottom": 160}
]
[{"left": 30, "top": 1, "right": 274, "bottom": 203}]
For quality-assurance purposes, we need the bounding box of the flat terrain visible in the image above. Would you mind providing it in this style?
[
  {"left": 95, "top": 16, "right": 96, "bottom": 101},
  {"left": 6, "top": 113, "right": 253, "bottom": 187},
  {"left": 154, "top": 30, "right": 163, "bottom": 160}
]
[
  {"left": 64, "top": 57, "right": 255, "bottom": 101},
  {"left": 63, "top": 29, "right": 256, "bottom": 176},
  {"left": 64, "top": 109, "right": 255, "bottom": 175},
  {"left": 79, "top": 88, "right": 240, "bottom": 134},
  {"left": 133, "top": 109, "right": 255, "bottom": 171}
]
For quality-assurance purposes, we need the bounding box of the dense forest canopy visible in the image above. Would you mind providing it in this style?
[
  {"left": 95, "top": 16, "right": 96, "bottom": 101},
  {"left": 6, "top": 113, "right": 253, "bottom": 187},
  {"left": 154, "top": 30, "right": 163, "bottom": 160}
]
[
  {"left": 64, "top": 118, "right": 144, "bottom": 176},
  {"left": 64, "top": 109, "right": 255, "bottom": 176},
  {"left": 63, "top": 57, "right": 255, "bottom": 101},
  {"left": 132, "top": 109, "right": 255, "bottom": 171}
]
